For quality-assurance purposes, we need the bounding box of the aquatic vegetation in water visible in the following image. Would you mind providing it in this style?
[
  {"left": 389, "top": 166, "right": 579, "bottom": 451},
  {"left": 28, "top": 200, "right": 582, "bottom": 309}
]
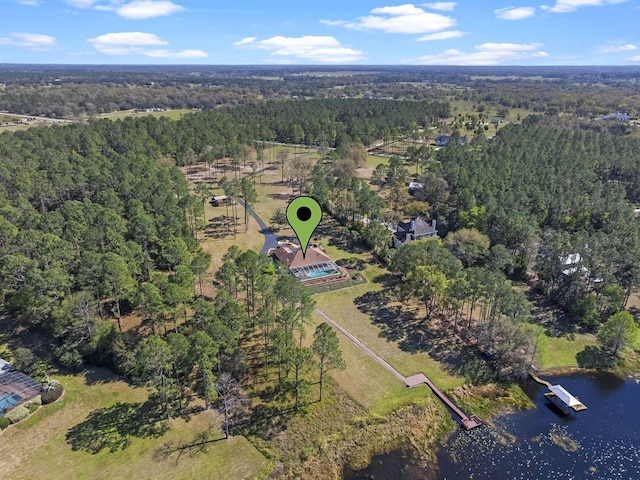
[{"left": 547, "top": 424, "right": 580, "bottom": 452}]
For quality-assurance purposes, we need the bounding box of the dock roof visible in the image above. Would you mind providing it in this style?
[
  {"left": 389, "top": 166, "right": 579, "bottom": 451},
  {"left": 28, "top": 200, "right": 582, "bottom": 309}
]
[{"left": 548, "top": 385, "right": 582, "bottom": 407}]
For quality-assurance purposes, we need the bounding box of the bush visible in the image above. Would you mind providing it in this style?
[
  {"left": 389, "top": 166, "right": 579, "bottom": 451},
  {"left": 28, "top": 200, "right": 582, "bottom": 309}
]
[
  {"left": 5, "top": 405, "right": 30, "bottom": 424},
  {"left": 12, "top": 347, "right": 38, "bottom": 375},
  {"left": 29, "top": 395, "right": 42, "bottom": 406},
  {"left": 41, "top": 382, "right": 64, "bottom": 405},
  {"left": 0, "top": 417, "right": 10, "bottom": 429},
  {"left": 26, "top": 402, "right": 39, "bottom": 413}
]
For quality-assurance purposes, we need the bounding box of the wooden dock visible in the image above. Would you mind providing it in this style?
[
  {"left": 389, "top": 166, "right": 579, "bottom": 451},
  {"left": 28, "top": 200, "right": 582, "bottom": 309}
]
[
  {"left": 530, "top": 373, "right": 587, "bottom": 413},
  {"left": 420, "top": 377, "right": 482, "bottom": 430},
  {"left": 529, "top": 372, "right": 552, "bottom": 387},
  {"left": 405, "top": 374, "right": 481, "bottom": 429}
]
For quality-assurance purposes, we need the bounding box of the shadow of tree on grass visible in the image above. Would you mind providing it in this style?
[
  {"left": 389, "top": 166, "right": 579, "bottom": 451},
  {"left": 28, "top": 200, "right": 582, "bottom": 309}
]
[
  {"left": 576, "top": 345, "right": 616, "bottom": 369},
  {"left": 354, "top": 290, "right": 414, "bottom": 344},
  {"left": 235, "top": 402, "right": 295, "bottom": 441},
  {"left": 354, "top": 290, "right": 499, "bottom": 384},
  {"left": 66, "top": 399, "right": 169, "bottom": 454},
  {"left": 153, "top": 429, "right": 226, "bottom": 465}
]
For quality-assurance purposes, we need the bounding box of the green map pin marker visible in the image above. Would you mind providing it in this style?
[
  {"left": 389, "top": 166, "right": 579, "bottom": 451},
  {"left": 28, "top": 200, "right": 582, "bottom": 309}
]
[{"left": 286, "top": 196, "right": 322, "bottom": 258}]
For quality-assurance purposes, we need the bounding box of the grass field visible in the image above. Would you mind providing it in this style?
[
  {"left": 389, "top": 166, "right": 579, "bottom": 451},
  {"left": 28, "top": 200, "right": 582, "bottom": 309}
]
[
  {"left": 537, "top": 333, "right": 596, "bottom": 370},
  {"left": 0, "top": 368, "right": 267, "bottom": 480},
  {"left": 96, "top": 109, "right": 195, "bottom": 121},
  {"left": 0, "top": 124, "right": 33, "bottom": 132},
  {"left": 314, "top": 287, "right": 465, "bottom": 392},
  {"left": 308, "top": 303, "right": 432, "bottom": 415},
  {"left": 180, "top": 165, "right": 264, "bottom": 289},
  {"left": 448, "top": 98, "right": 537, "bottom": 131}
]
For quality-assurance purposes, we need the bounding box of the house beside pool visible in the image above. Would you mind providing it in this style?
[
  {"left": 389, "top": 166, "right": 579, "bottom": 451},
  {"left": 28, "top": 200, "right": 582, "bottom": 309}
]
[{"left": 269, "top": 241, "right": 348, "bottom": 284}]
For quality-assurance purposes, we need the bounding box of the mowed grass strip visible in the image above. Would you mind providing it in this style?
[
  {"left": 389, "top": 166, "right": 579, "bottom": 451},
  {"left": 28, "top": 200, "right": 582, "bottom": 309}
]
[
  {"left": 308, "top": 311, "right": 431, "bottom": 415},
  {"left": 0, "top": 368, "right": 267, "bottom": 480},
  {"left": 313, "top": 281, "right": 465, "bottom": 392}
]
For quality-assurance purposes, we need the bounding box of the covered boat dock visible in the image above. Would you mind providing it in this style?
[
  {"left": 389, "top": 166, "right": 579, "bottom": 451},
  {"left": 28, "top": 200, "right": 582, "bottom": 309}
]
[{"left": 544, "top": 384, "right": 587, "bottom": 414}]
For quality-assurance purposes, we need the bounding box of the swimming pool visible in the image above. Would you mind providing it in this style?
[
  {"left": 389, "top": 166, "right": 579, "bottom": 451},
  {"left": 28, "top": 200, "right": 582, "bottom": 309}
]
[
  {"left": 306, "top": 269, "right": 338, "bottom": 278},
  {"left": 0, "top": 393, "right": 21, "bottom": 412}
]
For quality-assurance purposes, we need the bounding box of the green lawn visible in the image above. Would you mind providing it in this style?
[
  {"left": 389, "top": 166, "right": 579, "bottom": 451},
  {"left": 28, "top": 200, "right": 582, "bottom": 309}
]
[
  {"left": 0, "top": 124, "right": 37, "bottom": 132},
  {"left": 365, "top": 154, "right": 389, "bottom": 168},
  {"left": 0, "top": 369, "right": 267, "bottom": 480},
  {"left": 314, "top": 288, "right": 463, "bottom": 388},
  {"left": 537, "top": 333, "right": 596, "bottom": 370},
  {"left": 310, "top": 310, "right": 432, "bottom": 415}
]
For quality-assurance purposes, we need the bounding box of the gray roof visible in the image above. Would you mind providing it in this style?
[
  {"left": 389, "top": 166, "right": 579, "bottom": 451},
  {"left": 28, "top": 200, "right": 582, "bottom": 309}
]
[{"left": 395, "top": 217, "right": 437, "bottom": 243}]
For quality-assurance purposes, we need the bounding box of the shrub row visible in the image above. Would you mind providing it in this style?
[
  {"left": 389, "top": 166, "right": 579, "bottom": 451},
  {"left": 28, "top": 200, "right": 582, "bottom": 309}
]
[
  {"left": 5, "top": 405, "right": 30, "bottom": 424},
  {"left": 0, "top": 384, "right": 63, "bottom": 430}
]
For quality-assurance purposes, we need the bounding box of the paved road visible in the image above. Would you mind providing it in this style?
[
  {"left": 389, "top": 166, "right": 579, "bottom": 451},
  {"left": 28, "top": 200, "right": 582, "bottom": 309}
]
[
  {"left": 0, "top": 112, "right": 73, "bottom": 123},
  {"left": 236, "top": 198, "right": 278, "bottom": 255}
]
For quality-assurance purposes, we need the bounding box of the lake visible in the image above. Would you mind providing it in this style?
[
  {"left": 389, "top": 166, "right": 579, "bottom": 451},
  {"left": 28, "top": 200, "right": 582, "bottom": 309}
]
[{"left": 345, "top": 372, "right": 640, "bottom": 480}]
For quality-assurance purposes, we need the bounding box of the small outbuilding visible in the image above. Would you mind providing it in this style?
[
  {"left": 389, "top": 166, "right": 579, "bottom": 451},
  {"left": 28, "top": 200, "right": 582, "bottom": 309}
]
[
  {"left": 408, "top": 181, "right": 424, "bottom": 195},
  {"left": 209, "top": 195, "right": 230, "bottom": 206}
]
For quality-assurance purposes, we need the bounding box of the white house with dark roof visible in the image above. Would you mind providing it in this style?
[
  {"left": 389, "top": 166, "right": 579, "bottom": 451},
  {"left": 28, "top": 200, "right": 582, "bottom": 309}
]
[{"left": 392, "top": 217, "right": 438, "bottom": 248}]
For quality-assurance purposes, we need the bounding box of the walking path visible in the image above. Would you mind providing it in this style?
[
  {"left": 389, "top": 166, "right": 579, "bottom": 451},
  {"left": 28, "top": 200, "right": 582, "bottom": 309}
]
[
  {"left": 315, "top": 308, "right": 407, "bottom": 384},
  {"left": 315, "top": 308, "right": 481, "bottom": 429}
]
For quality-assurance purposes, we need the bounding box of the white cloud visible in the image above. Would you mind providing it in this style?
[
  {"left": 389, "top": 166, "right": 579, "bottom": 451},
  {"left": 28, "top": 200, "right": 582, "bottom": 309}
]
[
  {"left": 541, "top": 0, "right": 627, "bottom": 13},
  {"left": 116, "top": 1, "right": 184, "bottom": 19},
  {"left": 495, "top": 6, "right": 536, "bottom": 19},
  {"left": 233, "top": 37, "right": 257, "bottom": 46},
  {"left": 235, "top": 35, "right": 365, "bottom": 63},
  {"left": 405, "top": 42, "right": 549, "bottom": 65},
  {"left": 16, "top": 0, "right": 40, "bottom": 5},
  {"left": 422, "top": 2, "right": 457, "bottom": 10},
  {"left": 598, "top": 44, "right": 637, "bottom": 53},
  {"left": 0, "top": 32, "right": 57, "bottom": 49},
  {"left": 321, "top": 4, "right": 456, "bottom": 35},
  {"left": 627, "top": 55, "right": 640, "bottom": 61},
  {"left": 65, "top": 0, "right": 185, "bottom": 18},
  {"left": 319, "top": 20, "right": 349, "bottom": 26},
  {"left": 416, "top": 30, "right": 466, "bottom": 41},
  {"left": 88, "top": 32, "right": 168, "bottom": 55},
  {"left": 88, "top": 31, "right": 205, "bottom": 58}
]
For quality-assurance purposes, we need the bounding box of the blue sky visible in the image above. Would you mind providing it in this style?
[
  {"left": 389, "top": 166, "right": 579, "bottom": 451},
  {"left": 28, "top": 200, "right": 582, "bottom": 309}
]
[{"left": 0, "top": 0, "right": 638, "bottom": 65}]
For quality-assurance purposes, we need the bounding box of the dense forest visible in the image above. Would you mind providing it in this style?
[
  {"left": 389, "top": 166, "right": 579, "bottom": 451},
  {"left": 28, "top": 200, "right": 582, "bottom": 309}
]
[
  {"left": 2, "top": 89, "right": 640, "bottom": 478},
  {"left": 436, "top": 117, "right": 640, "bottom": 316},
  {"left": 2, "top": 98, "right": 639, "bottom": 380},
  {"left": 2, "top": 65, "right": 640, "bottom": 117}
]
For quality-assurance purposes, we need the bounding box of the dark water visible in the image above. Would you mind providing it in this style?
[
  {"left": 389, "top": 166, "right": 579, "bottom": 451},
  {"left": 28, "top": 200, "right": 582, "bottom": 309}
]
[{"left": 345, "top": 372, "right": 640, "bottom": 480}]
